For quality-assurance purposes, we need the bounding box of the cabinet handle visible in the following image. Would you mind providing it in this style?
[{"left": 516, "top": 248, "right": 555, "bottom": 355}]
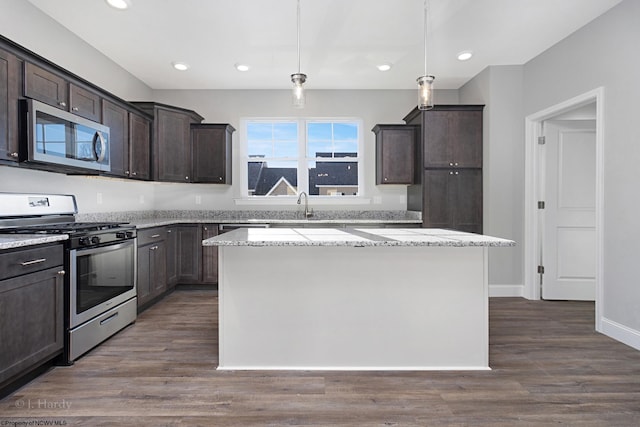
[
  {"left": 72, "top": 107, "right": 79, "bottom": 111},
  {"left": 449, "top": 171, "right": 454, "bottom": 175},
  {"left": 454, "top": 162, "right": 459, "bottom": 166},
  {"left": 151, "top": 234, "right": 161, "bottom": 238},
  {"left": 132, "top": 172, "right": 137, "bottom": 176},
  {"left": 150, "top": 245, "right": 158, "bottom": 251},
  {"left": 218, "top": 177, "right": 223, "bottom": 181},
  {"left": 20, "top": 258, "right": 46, "bottom": 266},
  {"left": 384, "top": 177, "right": 388, "bottom": 182},
  {"left": 9, "top": 152, "right": 18, "bottom": 158},
  {"left": 455, "top": 171, "right": 459, "bottom": 175},
  {"left": 185, "top": 176, "right": 189, "bottom": 180},
  {"left": 167, "top": 230, "right": 172, "bottom": 233},
  {"left": 449, "top": 162, "right": 454, "bottom": 166},
  {"left": 125, "top": 170, "right": 130, "bottom": 175},
  {"left": 58, "top": 101, "right": 67, "bottom": 107},
  {"left": 58, "top": 270, "right": 66, "bottom": 275}
]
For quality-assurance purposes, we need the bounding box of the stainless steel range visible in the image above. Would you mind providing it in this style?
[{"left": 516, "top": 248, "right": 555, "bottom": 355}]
[{"left": 0, "top": 193, "right": 137, "bottom": 364}]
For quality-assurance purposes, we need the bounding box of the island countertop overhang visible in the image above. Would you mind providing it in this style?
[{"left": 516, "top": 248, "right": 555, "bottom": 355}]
[{"left": 203, "top": 227, "right": 515, "bottom": 248}]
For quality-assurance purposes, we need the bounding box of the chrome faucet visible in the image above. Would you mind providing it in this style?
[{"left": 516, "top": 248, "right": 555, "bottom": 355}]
[{"left": 296, "top": 191, "right": 313, "bottom": 218}]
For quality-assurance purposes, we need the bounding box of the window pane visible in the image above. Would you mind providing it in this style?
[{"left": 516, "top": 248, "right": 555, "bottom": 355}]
[
  {"left": 308, "top": 160, "right": 358, "bottom": 196},
  {"left": 248, "top": 160, "right": 298, "bottom": 197},
  {"left": 307, "top": 140, "right": 333, "bottom": 158},
  {"left": 333, "top": 123, "right": 358, "bottom": 140},
  {"left": 308, "top": 123, "right": 332, "bottom": 140},
  {"left": 247, "top": 122, "right": 298, "bottom": 158}
]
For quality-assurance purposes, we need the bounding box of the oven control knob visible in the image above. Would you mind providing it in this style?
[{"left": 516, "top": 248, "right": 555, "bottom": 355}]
[
  {"left": 79, "top": 237, "right": 90, "bottom": 246},
  {"left": 126, "top": 231, "right": 134, "bottom": 239},
  {"left": 116, "top": 232, "right": 126, "bottom": 239},
  {"left": 91, "top": 236, "right": 100, "bottom": 245}
]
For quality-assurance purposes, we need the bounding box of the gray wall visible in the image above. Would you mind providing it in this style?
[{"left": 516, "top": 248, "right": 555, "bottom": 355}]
[
  {"left": 521, "top": 0, "right": 640, "bottom": 338},
  {"left": 458, "top": 66, "right": 525, "bottom": 290}
]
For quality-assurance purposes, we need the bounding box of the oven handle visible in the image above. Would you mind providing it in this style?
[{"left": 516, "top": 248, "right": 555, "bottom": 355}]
[{"left": 72, "top": 238, "right": 135, "bottom": 257}]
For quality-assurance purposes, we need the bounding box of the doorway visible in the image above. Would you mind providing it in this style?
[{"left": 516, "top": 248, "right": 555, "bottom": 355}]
[{"left": 524, "top": 88, "right": 604, "bottom": 330}]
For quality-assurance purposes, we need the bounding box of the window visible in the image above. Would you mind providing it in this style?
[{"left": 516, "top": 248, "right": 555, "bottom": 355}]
[{"left": 244, "top": 119, "right": 361, "bottom": 198}]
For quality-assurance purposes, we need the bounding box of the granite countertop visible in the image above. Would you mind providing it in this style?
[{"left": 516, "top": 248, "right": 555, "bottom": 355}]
[
  {"left": 0, "top": 234, "right": 68, "bottom": 250},
  {"left": 75, "top": 210, "right": 423, "bottom": 230},
  {"left": 203, "top": 227, "right": 515, "bottom": 248}
]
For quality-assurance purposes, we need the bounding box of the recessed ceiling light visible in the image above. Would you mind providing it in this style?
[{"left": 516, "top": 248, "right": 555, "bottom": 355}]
[
  {"left": 235, "top": 64, "right": 250, "bottom": 72},
  {"left": 172, "top": 62, "right": 190, "bottom": 71},
  {"left": 377, "top": 64, "right": 392, "bottom": 72},
  {"left": 105, "top": 0, "right": 131, "bottom": 10},
  {"left": 457, "top": 51, "right": 473, "bottom": 61}
]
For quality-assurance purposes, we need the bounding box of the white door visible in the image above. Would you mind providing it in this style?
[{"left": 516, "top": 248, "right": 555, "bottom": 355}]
[{"left": 541, "top": 119, "right": 596, "bottom": 300}]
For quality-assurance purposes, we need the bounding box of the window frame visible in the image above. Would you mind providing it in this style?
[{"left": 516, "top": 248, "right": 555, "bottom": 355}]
[{"left": 237, "top": 117, "right": 366, "bottom": 204}]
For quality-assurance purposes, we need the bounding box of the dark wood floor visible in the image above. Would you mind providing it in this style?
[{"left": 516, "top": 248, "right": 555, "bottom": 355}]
[{"left": 1, "top": 290, "right": 639, "bottom": 426}]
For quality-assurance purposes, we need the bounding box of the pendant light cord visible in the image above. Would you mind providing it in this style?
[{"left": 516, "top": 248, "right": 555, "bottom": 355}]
[
  {"left": 297, "top": 0, "right": 301, "bottom": 73},
  {"left": 423, "top": 0, "right": 428, "bottom": 76}
]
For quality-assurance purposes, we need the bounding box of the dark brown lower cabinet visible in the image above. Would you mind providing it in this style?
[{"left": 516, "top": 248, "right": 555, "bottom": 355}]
[
  {"left": 175, "top": 224, "right": 219, "bottom": 285},
  {"left": 201, "top": 224, "right": 219, "bottom": 284},
  {"left": 136, "top": 228, "right": 167, "bottom": 308},
  {"left": 165, "top": 227, "right": 178, "bottom": 288},
  {"left": 0, "top": 257, "right": 64, "bottom": 386},
  {"left": 423, "top": 169, "right": 482, "bottom": 233}
]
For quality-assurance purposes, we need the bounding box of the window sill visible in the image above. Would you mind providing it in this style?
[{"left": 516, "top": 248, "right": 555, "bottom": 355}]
[{"left": 234, "top": 197, "right": 372, "bottom": 206}]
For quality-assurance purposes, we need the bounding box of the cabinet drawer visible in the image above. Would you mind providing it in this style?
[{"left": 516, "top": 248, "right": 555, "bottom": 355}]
[
  {"left": 137, "top": 227, "right": 166, "bottom": 246},
  {"left": 0, "top": 245, "right": 64, "bottom": 281}
]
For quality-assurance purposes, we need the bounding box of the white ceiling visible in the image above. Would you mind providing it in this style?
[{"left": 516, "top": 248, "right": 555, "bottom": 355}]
[{"left": 27, "top": 0, "right": 622, "bottom": 90}]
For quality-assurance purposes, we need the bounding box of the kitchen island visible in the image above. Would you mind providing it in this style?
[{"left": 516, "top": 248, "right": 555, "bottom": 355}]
[{"left": 203, "top": 228, "right": 514, "bottom": 371}]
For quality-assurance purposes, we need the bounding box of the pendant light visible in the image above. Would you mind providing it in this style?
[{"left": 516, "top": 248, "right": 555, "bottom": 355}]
[
  {"left": 291, "top": 0, "right": 307, "bottom": 108},
  {"left": 417, "top": 0, "right": 435, "bottom": 110}
]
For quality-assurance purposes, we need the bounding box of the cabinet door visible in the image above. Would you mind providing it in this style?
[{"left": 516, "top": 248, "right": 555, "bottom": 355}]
[
  {"left": 165, "top": 227, "right": 178, "bottom": 287},
  {"left": 0, "top": 267, "right": 64, "bottom": 385},
  {"left": 422, "top": 169, "right": 454, "bottom": 229},
  {"left": 69, "top": 84, "right": 101, "bottom": 122},
  {"left": 452, "top": 169, "right": 483, "bottom": 233},
  {"left": 423, "top": 109, "right": 483, "bottom": 169},
  {"left": 451, "top": 111, "right": 483, "bottom": 168},
  {"left": 102, "top": 100, "right": 129, "bottom": 177},
  {"left": 129, "top": 112, "right": 151, "bottom": 180},
  {"left": 422, "top": 169, "right": 482, "bottom": 233},
  {"left": 150, "top": 241, "right": 167, "bottom": 297},
  {"left": 191, "top": 125, "right": 233, "bottom": 183},
  {"left": 156, "top": 109, "right": 191, "bottom": 182},
  {"left": 24, "top": 62, "right": 68, "bottom": 109},
  {"left": 201, "top": 224, "right": 218, "bottom": 284},
  {"left": 0, "top": 48, "right": 21, "bottom": 162},
  {"left": 374, "top": 126, "right": 415, "bottom": 184},
  {"left": 176, "top": 225, "right": 201, "bottom": 283},
  {"left": 422, "top": 111, "right": 451, "bottom": 168},
  {"left": 136, "top": 244, "right": 152, "bottom": 307}
]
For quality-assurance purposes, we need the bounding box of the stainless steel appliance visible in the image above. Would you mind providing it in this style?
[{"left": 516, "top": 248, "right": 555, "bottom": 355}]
[
  {"left": 0, "top": 193, "right": 136, "bottom": 364},
  {"left": 23, "top": 99, "right": 110, "bottom": 173}
]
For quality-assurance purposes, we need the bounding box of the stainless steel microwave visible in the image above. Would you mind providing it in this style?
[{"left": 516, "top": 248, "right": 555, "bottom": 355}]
[{"left": 25, "top": 99, "right": 110, "bottom": 173}]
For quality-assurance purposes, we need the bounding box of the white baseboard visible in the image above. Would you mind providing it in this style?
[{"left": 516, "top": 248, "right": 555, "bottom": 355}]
[
  {"left": 600, "top": 317, "right": 640, "bottom": 351},
  {"left": 489, "top": 284, "right": 524, "bottom": 297}
]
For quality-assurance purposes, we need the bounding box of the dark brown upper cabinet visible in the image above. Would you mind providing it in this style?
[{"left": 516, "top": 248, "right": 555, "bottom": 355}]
[
  {"left": 69, "top": 84, "right": 102, "bottom": 122},
  {"left": 191, "top": 123, "right": 235, "bottom": 184},
  {"left": 372, "top": 124, "right": 416, "bottom": 185},
  {"left": 24, "top": 62, "right": 68, "bottom": 110},
  {"left": 0, "top": 47, "right": 21, "bottom": 162},
  {"left": 128, "top": 112, "right": 151, "bottom": 180},
  {"left": 132, "top": 102, "right": 204, "bottom": 183},
  {"left": 102, "top": 99, "right": 129, "bottom": 177},
  {"left": 405, "top": 105, "right": 483, "bottom": 169},
  {"left": 25, "top": 61, "right": 102, "bottom": 122}
]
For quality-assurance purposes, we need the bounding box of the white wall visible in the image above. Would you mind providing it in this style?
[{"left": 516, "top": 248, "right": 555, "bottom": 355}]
[
  {"left": 521, "top": 0, "right": 640, "bottom": 345},
  {"left": 459, "top": 66, "right": 525, "bottom": 293}
]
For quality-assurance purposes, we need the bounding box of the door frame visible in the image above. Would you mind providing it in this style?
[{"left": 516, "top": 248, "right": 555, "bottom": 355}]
[{"left": 523, "top": 87, "right": 604, "bottom": 330}]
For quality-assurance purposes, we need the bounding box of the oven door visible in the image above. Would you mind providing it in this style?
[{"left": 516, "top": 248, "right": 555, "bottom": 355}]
[{"left": 69, "top": 239, "right": 136, "bottom": 328}]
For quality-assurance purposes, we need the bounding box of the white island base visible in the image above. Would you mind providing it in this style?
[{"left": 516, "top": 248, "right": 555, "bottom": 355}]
[{"left": 217, "top": 241, "right": 491, "bottom": 371}]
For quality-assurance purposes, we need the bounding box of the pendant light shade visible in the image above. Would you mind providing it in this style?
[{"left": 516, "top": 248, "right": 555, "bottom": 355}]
[
  {"left": 291, "top": 0, "right": 307, "bottom": 108},
  {"left": 417, "top": 0, "right": 435, "bottom": 110}
]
